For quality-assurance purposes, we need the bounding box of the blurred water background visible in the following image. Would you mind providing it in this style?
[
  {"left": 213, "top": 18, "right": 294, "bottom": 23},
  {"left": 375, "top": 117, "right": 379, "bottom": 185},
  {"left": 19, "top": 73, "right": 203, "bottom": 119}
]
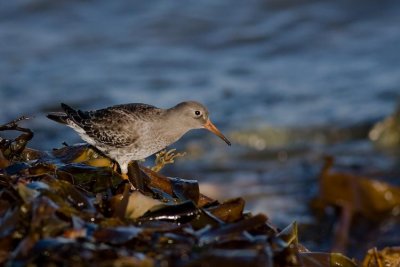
[{"left": 1, "top": 0, "right": 400, "bottom": 258}]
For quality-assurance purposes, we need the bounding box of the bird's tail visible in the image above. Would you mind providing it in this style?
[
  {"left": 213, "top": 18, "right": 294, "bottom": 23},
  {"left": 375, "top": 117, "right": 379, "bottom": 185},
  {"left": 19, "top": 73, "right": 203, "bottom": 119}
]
[
  {"left": 47, "top": 112, "right": 69, "bottom": 124},
  {"left": 47, "top": 103, "right": 81, "bottom": 125}
]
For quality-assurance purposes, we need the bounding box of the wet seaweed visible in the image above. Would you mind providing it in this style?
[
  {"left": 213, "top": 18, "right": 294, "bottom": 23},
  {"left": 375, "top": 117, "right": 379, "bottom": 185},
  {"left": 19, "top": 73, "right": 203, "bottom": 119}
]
[
  {"left": 0, "top": 118, "right": 365, "bottom": 266},
  {"left": 312, "top": 156, "right": 400, "bottom": 254}
]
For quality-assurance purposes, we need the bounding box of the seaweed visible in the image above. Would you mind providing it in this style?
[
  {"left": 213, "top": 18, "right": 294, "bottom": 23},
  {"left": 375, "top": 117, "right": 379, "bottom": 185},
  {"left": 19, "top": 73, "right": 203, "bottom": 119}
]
[
  {"left": 312, "top": 156, "right": 400, "bottom": 254},
  {"left": 362, "top": 247, "right": 400, "bottom": 267},
  {"left": 0, "top": 118, "right": 363, "bottom": 266}
]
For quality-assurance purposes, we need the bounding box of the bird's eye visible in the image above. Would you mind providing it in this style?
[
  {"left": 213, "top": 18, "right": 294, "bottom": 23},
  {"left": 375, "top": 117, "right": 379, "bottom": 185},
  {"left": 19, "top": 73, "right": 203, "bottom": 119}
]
[{"left": 195, "top": 110, "right": 201, "bottom": 116}]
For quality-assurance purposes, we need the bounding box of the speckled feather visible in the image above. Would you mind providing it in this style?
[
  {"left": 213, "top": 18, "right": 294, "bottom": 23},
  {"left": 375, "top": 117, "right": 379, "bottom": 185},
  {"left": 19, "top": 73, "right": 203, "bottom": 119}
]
[{"left": 62, "top": 103, "right": 163, "bottom": 148}]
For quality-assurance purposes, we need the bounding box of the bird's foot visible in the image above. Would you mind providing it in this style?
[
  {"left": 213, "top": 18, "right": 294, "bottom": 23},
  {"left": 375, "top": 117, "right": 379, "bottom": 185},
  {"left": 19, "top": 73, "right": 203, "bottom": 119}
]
[{"left": 151, "top": 148, "right": 186, "bottom": 172}]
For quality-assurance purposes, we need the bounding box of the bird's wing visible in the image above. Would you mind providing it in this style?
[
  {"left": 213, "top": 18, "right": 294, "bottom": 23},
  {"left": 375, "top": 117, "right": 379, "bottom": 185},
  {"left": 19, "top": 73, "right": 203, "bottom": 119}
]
[{"left": 62, "top": 103, "right": 161, "bottom": 148}]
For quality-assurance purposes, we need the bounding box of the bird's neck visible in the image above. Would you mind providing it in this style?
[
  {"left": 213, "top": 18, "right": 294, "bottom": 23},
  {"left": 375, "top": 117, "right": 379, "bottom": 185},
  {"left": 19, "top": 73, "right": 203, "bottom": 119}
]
[{"left": 162, "top": 109, "right": 190, "bottom": 141}]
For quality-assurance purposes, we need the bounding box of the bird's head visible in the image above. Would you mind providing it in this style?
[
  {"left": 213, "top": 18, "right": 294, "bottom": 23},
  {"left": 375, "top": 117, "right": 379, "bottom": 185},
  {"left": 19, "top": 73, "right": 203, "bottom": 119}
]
[{"left": 171, "top": 101, "right": 231, "bottom": 146}]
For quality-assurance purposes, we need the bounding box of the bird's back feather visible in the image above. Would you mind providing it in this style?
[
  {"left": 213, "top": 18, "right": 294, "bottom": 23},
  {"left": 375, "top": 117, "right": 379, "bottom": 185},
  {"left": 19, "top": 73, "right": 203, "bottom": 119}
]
[{"left": 48, "top": 103, "right": 159, "bottom": 148}]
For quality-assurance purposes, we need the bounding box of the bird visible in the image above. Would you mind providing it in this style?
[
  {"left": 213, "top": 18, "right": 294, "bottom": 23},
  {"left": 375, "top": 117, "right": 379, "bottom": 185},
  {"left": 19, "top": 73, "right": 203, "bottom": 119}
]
[{"left": 47, "top": 101, "right": 231, "bottom": 179}]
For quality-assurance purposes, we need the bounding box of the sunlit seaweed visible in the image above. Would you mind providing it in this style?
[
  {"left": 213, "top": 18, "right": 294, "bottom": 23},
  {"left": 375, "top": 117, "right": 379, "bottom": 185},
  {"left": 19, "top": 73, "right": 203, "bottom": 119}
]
[
  {"left": 362, "top": 247, "right": 400, "bottom": 267},
  {"left": 0, "top": 118, "right": 364, "bottom": 266},
  {"left": 312, "top": 156, "right": 400, "bottom": 254}
]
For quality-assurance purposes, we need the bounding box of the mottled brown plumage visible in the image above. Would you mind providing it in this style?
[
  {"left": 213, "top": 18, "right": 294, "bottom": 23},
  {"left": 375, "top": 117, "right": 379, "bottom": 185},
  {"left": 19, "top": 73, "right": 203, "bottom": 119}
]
[{"left": 47, "top": 101, "right": 230, "bottom": 175}]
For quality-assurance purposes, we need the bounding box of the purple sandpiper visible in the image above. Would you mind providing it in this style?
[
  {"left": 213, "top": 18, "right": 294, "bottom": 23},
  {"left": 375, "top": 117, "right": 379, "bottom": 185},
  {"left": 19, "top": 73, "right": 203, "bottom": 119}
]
[{"left": 47, "top": 101, "right": 231, "bottom": 179}]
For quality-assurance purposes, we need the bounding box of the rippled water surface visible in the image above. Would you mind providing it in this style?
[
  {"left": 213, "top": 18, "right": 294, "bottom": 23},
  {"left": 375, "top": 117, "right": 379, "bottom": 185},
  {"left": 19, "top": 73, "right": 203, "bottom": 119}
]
[{"left": 1, "top": 0, "right": 400, "bottom": 257}]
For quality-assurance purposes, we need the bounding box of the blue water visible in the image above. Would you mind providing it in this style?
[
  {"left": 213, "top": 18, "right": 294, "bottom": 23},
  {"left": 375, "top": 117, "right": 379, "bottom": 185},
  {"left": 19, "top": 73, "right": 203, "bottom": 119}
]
[
  {"left": 1, "top": 0, "right": 400, "bottom": 256},
  {"left": 1, "top": 0, "right": 399, "bottom": 135}
]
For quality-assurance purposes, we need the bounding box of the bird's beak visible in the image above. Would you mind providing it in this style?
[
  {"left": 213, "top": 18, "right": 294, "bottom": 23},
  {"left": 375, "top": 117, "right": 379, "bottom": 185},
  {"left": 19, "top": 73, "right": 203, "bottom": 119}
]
[{"left": 204, "top": 118, "right": 231, "bottom": 146}]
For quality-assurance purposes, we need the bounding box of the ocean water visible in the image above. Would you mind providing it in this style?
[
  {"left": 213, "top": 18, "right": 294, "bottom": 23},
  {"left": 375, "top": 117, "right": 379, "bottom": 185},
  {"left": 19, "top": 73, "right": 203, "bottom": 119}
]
[
  {"left": 1, "top": 0, "right": 399, "bottom": 132},
  {"left": 1, "top": 0, "right": 400, "bottom": 256}
]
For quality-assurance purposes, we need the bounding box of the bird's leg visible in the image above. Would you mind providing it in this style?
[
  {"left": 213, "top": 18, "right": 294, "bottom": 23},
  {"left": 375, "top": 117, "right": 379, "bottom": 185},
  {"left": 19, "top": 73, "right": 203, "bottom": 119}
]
[
  {"left": 151, "top": 149, "right": 186, "bottom": 173},
  {"left": 108, "top": 160, "right": 129, "bottom": 181},
  {"left": 112, "top": 161, "right": 119, "bottom": 173},
  {"left": 109, "top": 160, "right": 125, "bottom": 179}
]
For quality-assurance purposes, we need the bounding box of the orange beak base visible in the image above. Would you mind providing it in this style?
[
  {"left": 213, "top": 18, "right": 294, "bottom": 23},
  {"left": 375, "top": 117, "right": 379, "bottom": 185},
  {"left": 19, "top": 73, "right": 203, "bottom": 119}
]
[{"left": 204, "top": 119, "right": 231, "bottom": 146}]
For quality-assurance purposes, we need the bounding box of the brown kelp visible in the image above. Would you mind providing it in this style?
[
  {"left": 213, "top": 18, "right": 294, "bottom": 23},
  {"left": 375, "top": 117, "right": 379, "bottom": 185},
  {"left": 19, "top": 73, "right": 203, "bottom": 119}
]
[
  {"left": 0, "top": 118, "right": 357, "bottom": 266},
  {"left": 312, "top": 156, "right": 400, "bottom": 256}
]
